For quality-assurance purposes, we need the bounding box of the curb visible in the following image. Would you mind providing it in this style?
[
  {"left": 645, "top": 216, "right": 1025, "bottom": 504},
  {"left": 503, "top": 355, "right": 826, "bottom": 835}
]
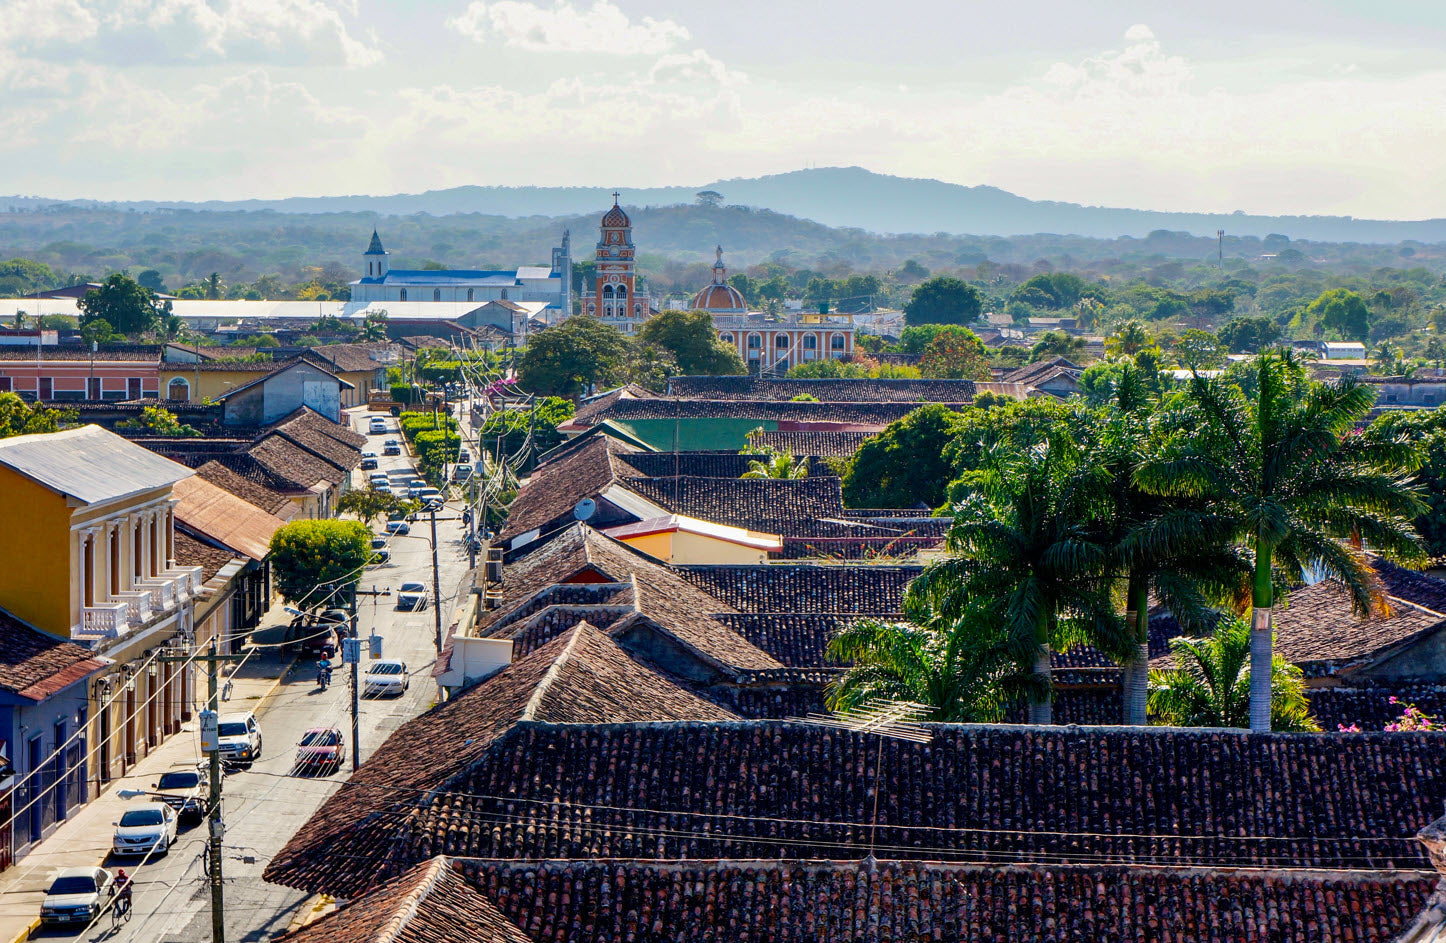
[{"left": 7, "top": 915, "right": 41, "bottom": 943}]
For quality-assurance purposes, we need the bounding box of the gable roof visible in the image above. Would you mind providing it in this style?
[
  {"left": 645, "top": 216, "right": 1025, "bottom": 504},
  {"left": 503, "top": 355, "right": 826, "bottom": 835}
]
[
  {"left": 499, "top": 435, "right": 645, "bottom": 541},
  {"left": 0, "top": 608, "right": 109, "bottom": 702},
  {"left": 676, "top": 562, "right": 921, "bottom": 613},
  {"left": 213, "top": 358, "right": 354, "bottom": 401},
  {"left": 578, "top": 398, "right": 952, "bottom": 427},
  {"left": 276, "top": 857, "right": 530, "bottom": 943},
  {"left": 751, "top": 430, "right": 874, "bottom": 458},
  {"left": 264, "top": 621, "right": 738, "bottom": 897},
  {"left": 619, "top": 475, "right": 850, "bottom": 537},
  {"left": 171, "top": 475, "right": 286, "bottom": 560},
  {"left": 0, "top": 424, "right": 193, "bottom": 505},
  {"left": 172, "top": 529, "right": 240, "bottom": 583},
  {"left": 665, "top": 376, "right": 978, "bottom": 402},
  {"left": 303, "top": 343, "right": 400, "bottom": 374},
  {"left": 1003, "top": 357, "right": 1083, "bottom": 387},
  {"left": 193, "top": 459, "right": 297, "bottom": 518}
]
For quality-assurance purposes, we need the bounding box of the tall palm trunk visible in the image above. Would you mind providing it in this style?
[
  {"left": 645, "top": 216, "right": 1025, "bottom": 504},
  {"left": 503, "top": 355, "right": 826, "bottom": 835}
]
[
  {"left": 1249, "top": 547, "right": 1274, "bottom": 732},
  {"left": 1123, "top": 573, "right": 1150, "bottom": 725},
  {"left": 1029, "top": 612, "right": 1052, "bottom": 724}
]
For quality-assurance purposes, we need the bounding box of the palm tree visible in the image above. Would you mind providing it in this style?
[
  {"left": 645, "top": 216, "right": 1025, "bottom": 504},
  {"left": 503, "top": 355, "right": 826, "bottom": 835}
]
[
  {"left": 359, "top": 314, "right": 388, "bottom": 342},
  {"left": 1029, "top": 330, "right": 1088, "bottom": 363},
  {"left": 910, "top": 434, "right": 1128, "bottom": 724},
  {"left": 1137, "top": 350, "right": 1425, "bottom": 731},
  {"left": 1094, "top": 364, "right": 1250, "bottom": 725},
  {"left": 825, "top": 596, "right": 1039, "bottom": 723},
  {"left": 206, "top": 272, "right": 224, "bottom": 300},
  {"left": 1147, "top": 616, "right": 1319, "bottom": 731},
  {"left": 1105, "top": 319, "right": 1151, "bottom": 358},
  {"left": 741, "top": 450, "right": 809, "bottom": 479}
]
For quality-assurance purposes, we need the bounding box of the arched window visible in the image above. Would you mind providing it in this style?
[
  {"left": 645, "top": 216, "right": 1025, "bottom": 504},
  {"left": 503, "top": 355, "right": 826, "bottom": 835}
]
[
  {"left": 399, "top": 288, "right": 407, "bottom": 302},
  {"left": 501, "top": 289, "right": 508, "bottom": 300},
  {"left": 720, "top": 333, "right": 734, "bottom": 344},
  {"left": 775, "top": 333, "right": 788, "bottom": 348},
  {"left": 433, "top": 288, "right": 441, "bottom": 302},
  {"left": 634, "top": 304, "right": 642, "bottom": 316},
  {"left": 617, "top": 285, "right": 627, "bottom": 298},
  {"left": 803, "top": 334, "right": 817, "bottom": 349},
  {"left": 167, "top": 377, "right": 189, "bottom": 401},
  {"left": 603, "top": 285, "right": 615, "bottom": 298},
  {"left": 467, "top": 288, "right": 474, "bottom": 302}
]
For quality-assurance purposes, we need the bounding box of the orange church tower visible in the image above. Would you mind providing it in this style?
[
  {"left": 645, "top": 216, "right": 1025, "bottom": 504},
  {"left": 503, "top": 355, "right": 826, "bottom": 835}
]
[{"left": 582, "top": 192, "right": 652, "bottom": 333}]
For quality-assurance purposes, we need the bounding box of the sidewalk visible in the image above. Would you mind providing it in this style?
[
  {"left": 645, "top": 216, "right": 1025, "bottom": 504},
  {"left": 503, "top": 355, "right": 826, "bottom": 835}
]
[{"left": 0, "top": 642, "right": 294, "bottom": 943}]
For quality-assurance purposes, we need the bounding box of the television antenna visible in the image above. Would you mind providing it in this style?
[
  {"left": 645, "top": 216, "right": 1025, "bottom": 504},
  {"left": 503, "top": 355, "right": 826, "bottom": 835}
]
[{"left": 789, "top": 699, "right": 932, "bottom": 859}]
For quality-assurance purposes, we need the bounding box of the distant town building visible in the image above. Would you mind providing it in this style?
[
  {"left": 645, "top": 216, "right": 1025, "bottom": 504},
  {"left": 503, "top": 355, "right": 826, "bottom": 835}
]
[
  {"left": 715, "top": 317, "right": 856, "bottom": 374},
  {"left": 581, "top": 194, "right": 654, "bottom": 334},
  {"left": 350, "top": 229, "right": 570, "bottom": 314}
]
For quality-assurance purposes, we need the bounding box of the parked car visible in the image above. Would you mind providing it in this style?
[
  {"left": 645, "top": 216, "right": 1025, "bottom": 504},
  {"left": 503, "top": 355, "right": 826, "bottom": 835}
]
[
  {"left": 362, "top": 659, "right": 410, "bottom": 697},
  {"left": 152, "top": 767, "right": 206, "bottom": 820},
  {"left": 396, "top": 581, "right": 427, "bottom": 611},
  {"left": 406, "top": 480, "right": 425, "bottom": 499},
  {"left": 453, "top": 464, "right": 473, "bottom": 483},
  {"left": 369, "top": 472, "right": 390, "bottom": 485},
  {"left": 112, "top": 801, "right": 178, "bottom": 857},
  {"left": 216, "top": 711, "right": 263, "bottom": 765},
  {"left": 385, "top": 521, "right": 411, "bottom": 537},
  {"left": 369, "top": 547, "right": 390, "bottom": 565},
  {"left": 40, "top": 867, "right": 113, "bottom": 926},
  {"left": 416, "top": 488, "right": 442, "bottom": 508},
  {"left": 294, "top": 726, "right": 346, "bottom": 773},
  {"left": 382, "top": 439, "right": 401, "bottom": 456},
  {"left": 368, "top": 418, "right": 387, "bottom": 434},
  {"left": 360, "top": 451, "right": 379, "bottom": 471}
]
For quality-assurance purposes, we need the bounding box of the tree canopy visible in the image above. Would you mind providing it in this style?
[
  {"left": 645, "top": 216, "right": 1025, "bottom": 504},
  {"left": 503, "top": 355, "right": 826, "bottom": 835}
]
[
  {"left": 903, "top": 277, "right": 983, "bottom": 326},
  {"left": 268, "top": 519, "right": 373, "bottom": 607},
  {"left": 78, "top": 272, "right": 172, "bottom": 336},
  {"left": 1307, "top": 288, "right": 1371, "bottom": 342},
  {"left": 635, "top": 309, "right": 746, "bottom": 376},
  {"left": 841, "top": 403, "right": 964, "bottom": 509},
  {"left": 517, "top": 316, "right": 631, "bottom": 397}
]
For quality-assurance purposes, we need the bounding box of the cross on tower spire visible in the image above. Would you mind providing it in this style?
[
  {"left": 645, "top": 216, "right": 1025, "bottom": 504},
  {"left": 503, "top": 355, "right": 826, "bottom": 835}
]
[{"left": 612, "top": 191, "right": 620, "bottom": 205}]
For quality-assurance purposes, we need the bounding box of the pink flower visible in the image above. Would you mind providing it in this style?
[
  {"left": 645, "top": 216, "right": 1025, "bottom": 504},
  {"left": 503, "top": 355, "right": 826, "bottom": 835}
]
[{"left": 1389, "top": 696, "right": 1398, "bottom": 704}]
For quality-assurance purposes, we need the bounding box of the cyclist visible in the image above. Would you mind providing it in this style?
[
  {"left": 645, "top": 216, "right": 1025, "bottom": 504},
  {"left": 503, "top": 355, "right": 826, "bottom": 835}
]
[{"left": 113, "top": 869, "right": 133, "bottom": 921}]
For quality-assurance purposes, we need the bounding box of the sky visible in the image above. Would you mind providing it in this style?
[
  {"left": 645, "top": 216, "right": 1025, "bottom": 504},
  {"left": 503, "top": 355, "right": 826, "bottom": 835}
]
[{"left": 4, "top": 0, "right": 1446, "bottom": 218}]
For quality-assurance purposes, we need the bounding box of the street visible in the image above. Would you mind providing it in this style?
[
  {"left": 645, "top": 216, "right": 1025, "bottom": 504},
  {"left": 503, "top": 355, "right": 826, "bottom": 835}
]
[{"left": 17, "top": 408, "right": 473, "bottom": 943}]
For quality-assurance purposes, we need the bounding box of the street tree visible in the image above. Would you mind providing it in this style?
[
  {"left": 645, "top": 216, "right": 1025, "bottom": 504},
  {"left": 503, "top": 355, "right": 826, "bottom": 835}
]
[
  {"left": 517, "top": 316, "right": 630, "bottom": 397},
  {"left": 268, "top": 520, "right": 373, "bottom": 607},
  {"left": 338, "top": 486, "right": 411, "bottom": 527},
  {"left": 636, "top": 309, "right": 746, "bottom": 375},
  {"left": 841, "top": 403, "right": 964, "bottom": 509}
]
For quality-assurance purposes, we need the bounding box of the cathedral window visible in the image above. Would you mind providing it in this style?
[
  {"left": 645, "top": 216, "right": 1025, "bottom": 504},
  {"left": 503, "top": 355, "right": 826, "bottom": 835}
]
[
  {"left": 467, "top": 288, "right": 474, "bottom": 302},
  {"left": 399, "top": 288, "right": 407, "bottom": 301},
  {"left": 433, "top": 289, "right": 441, "bottom": 302}
]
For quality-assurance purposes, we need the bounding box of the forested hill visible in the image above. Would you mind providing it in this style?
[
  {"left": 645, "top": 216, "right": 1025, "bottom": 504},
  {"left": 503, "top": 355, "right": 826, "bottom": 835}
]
[{"left": 8, "top": 167, "right": 1446, "bottom": 243}]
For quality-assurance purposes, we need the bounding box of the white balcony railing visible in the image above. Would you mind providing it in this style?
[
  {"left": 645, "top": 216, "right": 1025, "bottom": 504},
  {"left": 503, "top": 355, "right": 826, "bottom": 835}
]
[
  {"left": 168, "top": 565, "right": 206, "bottom": 597},
  {"left": 78, "top": 602, "right": 129, "bottom": 639},
  {"left": 114, "top": 589, "right": 154, "bottom": 624},
  {"left": 137, "top": 576, "right": 177, "bottom": 611}
]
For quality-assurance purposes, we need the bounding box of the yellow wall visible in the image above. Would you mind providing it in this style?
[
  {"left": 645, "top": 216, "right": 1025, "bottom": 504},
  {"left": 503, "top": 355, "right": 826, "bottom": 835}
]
[
  {"left": 160, "top": 367, "right": 274, "bottom": 403},
  {"left": 618, "top": 529, "right": 771, "bottom": 565},
  {"left": 0, "top": 466, "right": 75, "bottom": 634}
]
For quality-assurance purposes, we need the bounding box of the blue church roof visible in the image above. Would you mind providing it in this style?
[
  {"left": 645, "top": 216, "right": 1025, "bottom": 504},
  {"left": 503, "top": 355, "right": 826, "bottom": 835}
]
[
  {"left": 356, "top": 270, "right": 523, "bottom": 286},
  {"left": 364, "top": 230, "right": 387, "bottom": 255}
]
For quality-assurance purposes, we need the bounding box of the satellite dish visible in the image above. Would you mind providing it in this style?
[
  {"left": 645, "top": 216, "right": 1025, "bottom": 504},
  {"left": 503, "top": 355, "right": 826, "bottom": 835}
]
[{"left": 573, "top": 497, "right": 596, "bottom": 521}]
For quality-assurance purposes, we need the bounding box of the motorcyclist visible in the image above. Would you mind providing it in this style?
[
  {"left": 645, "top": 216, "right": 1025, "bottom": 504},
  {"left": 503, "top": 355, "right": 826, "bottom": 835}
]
[{"left": 316, "top": 658, "right": 333, "bottom": 690}]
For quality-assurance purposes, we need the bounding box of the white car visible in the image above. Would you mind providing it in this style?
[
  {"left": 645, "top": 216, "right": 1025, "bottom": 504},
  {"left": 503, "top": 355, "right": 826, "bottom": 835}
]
[
  {"left": 362, "top": 659, "right": 410, "bottom": 697},
  {"left": 112, "top": 801, "right": 178, "bottom": 857},
  {"left": 41, "top": 866, "right": 114, "bottom": 926},
  {"left": 396, "top": 581, "right": 427, "bottom": 611},
  {"left": 368, "top": 418, "right": 387, "bottom": 434},
  {"left": 216, "top": 711, "right": 263, "bottom": 765}
]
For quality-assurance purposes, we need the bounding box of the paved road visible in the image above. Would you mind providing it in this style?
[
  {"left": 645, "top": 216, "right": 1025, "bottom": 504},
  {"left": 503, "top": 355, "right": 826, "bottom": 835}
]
[{"left": 31, "top": 410, "right": 473, "bottom": 943}]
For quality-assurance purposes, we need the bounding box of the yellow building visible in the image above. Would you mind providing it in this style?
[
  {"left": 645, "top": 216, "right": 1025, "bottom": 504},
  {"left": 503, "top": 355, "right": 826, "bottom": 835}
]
[
  {"left": 159, "top": 360, "right": 279, "bottom": 405},
  {"left": 601, "top": 514, "right": 781, "bottom": 565},
  {"left": 0, "top": 425, "right": 202, "bottom": 786}
]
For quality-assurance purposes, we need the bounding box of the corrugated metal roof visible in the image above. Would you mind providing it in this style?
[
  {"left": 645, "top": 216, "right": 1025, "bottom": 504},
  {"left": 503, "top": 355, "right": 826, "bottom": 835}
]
[
  {"left": 0, "top": 425, "right": 192, "bottom": 505},
  {"left": 172, "top": 476, "right": 286, "bottom": 560}
]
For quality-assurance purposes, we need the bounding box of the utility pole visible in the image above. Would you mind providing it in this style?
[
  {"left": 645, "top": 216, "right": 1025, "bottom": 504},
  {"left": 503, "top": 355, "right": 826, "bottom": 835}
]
[
  {"left": 429, "top": 507, "right": 443, "bottom": 651},
  {"left": 349, "top": 586, "right": 390, "bottom": 772},
  {"left": 1218, "top": 229, "right": 1225, "bottom": 269},
  {"left": 161, "top": 639, "right": 245, "bottom": 943}
]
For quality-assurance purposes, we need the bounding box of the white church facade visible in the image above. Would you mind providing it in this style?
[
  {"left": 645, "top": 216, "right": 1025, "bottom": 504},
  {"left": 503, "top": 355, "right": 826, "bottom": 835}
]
[{"left": 350, "top": 230, "right": 571, "bottom": 313}]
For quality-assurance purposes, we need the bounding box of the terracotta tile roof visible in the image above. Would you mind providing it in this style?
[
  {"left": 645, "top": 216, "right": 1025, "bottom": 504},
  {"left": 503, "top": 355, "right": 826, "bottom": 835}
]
[
  {"left": 1003, "top": 357, "right": 1084, "bottom": 387},
  {"left": 276, "top": 857, "right": 530, "bottom": 943},
  {"left": 499, "top": 436, "right": 644, "bottom": 541},
  {"left": 621, "top": 451, "right": 835, "bottom": 478},
  {"left": 1305, "top": 680, "right": 1446, "bottom": 731},
  {"left": 665, "top": 376, "right": 978, "bottom": 402},
  {"left": 271, "top": 407, "right": 367, "bottom": 449},
  {"left": 567, "top": 384, "right": 656, "bottom": 427},
  {"left": 172, "top": 529, "right": 241, "bottom": 582},
  {"left": 0, "top": 608, "right": 109, "bottom": 702},
  {"left": 457, "top": 859, "right": 1437, "bottom": 943},
  {"left": 210, "top": 452, "right": 313, "bottom": 498},
  {"left": 172, "top": 475, "right": 286, "bottom": 560},
  {"left": 580, "top": 398, "right": 955, "bottom": 427},
  {"left": 751, "top": 430, "right": 874, "bottom": 458},
  {"left": 273, "top": 722, "right": 1445, "bottom": 896},
  {"left": 710, "top": 613, "right": 857, "bottom": 667},
  {"left": 676, "top": 563, "right": 921, "bottom": 613},
  {"left": 246, "top": 435, "right": 340, "bottom": 489},
  {"left": 264, "top": 622, "right": 738, "bottom": 897},
  {"left": 194, "top": 460, "right": 297, "bottom": 518},
  {"left": 619, "top": 475, "right": 852, "bottom": 537},
  {"left": 0, "top": 344, "right": 162, "bottom": 362},
  {"left": 303, "top": 343, "right": 400, "bottom": 375}
]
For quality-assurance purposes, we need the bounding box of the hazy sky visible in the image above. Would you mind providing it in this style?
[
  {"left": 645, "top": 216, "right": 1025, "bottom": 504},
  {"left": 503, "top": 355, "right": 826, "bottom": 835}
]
[{"left": 5, "top": 0, "right": 1446, "bottom": 217}]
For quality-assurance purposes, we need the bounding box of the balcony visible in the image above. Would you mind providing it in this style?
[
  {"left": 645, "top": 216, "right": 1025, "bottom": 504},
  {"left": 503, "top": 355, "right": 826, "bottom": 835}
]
[
  {"left": 137, "top": 576, "right": 177, "bottom": 611},
  {"left": 114, "top": 588, "right": 155, "bottom": 624},
  {"left": 78, "top": 602, "right": 129, "bottom": 639}
]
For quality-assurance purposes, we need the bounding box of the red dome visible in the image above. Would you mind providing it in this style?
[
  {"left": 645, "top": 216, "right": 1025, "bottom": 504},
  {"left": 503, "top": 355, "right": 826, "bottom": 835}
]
[
  {"left": 602, "top": 204, "right": 630, "bottom": 228},
  {"left": 691, "top": 284, "right": 747, "bottom": 311}
]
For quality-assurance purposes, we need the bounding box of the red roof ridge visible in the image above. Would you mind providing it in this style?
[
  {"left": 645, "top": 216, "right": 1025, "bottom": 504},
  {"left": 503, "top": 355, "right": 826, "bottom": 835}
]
[{"left": 520, "top": 622, "right": 590, "bottom": 722}]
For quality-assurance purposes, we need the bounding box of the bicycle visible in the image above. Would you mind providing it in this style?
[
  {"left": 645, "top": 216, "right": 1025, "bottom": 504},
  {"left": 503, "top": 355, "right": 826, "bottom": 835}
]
[{"left": 111, "top": 896, "right": 132, "bottom": 930}]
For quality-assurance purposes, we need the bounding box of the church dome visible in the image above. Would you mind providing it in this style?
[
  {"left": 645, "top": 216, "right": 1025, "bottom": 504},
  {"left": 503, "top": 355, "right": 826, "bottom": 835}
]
[
  {"left": 601, "top": 196, "right": 630, "bottom": 228},
  {"left": 691, "top": 283, "right": 748, "bottom": 312},
  {"left": 691, "top": 244, "right": 746, "bottom": 312}
]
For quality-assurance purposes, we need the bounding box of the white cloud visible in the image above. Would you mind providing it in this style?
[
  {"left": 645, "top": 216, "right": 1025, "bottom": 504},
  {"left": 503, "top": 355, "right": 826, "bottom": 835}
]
[
  {"left": 0, "top": 0, "right": 381, "bottom": 67},
  {"left": 447, "top": 0, "right": 688, "bottom": 54}
]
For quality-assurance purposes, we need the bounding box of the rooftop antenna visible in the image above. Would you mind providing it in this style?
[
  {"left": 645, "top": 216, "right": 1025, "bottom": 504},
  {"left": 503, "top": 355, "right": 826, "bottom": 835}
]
[
  {"left": 1218, "top": 229, "right": 1225, "bottom": 269},
  {"left": 789, "top": 699, "right": 932, "bottom": 859}
]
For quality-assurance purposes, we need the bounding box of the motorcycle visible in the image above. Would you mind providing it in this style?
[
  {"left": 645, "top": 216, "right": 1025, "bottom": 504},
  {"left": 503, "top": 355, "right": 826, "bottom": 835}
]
[{"left": 316, "top": 660, "right": 333, "bottom": 691}]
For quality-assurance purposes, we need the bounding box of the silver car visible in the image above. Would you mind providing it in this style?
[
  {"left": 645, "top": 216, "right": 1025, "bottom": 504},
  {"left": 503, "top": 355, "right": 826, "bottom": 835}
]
[{"left": 41, "top": 866, "right": 113, "bottom": 925}]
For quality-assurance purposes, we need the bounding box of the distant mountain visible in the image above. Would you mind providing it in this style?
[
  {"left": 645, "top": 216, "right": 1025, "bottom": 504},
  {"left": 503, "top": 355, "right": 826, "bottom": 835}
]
[{"left": 6, "top": 167, "right": 1446, "bottom": 243}]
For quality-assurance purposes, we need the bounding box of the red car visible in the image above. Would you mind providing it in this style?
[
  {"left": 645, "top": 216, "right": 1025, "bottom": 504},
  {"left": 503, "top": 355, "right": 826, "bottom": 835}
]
[{"left": 295, "top": 726, "right": 346, "bottom": 774}]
